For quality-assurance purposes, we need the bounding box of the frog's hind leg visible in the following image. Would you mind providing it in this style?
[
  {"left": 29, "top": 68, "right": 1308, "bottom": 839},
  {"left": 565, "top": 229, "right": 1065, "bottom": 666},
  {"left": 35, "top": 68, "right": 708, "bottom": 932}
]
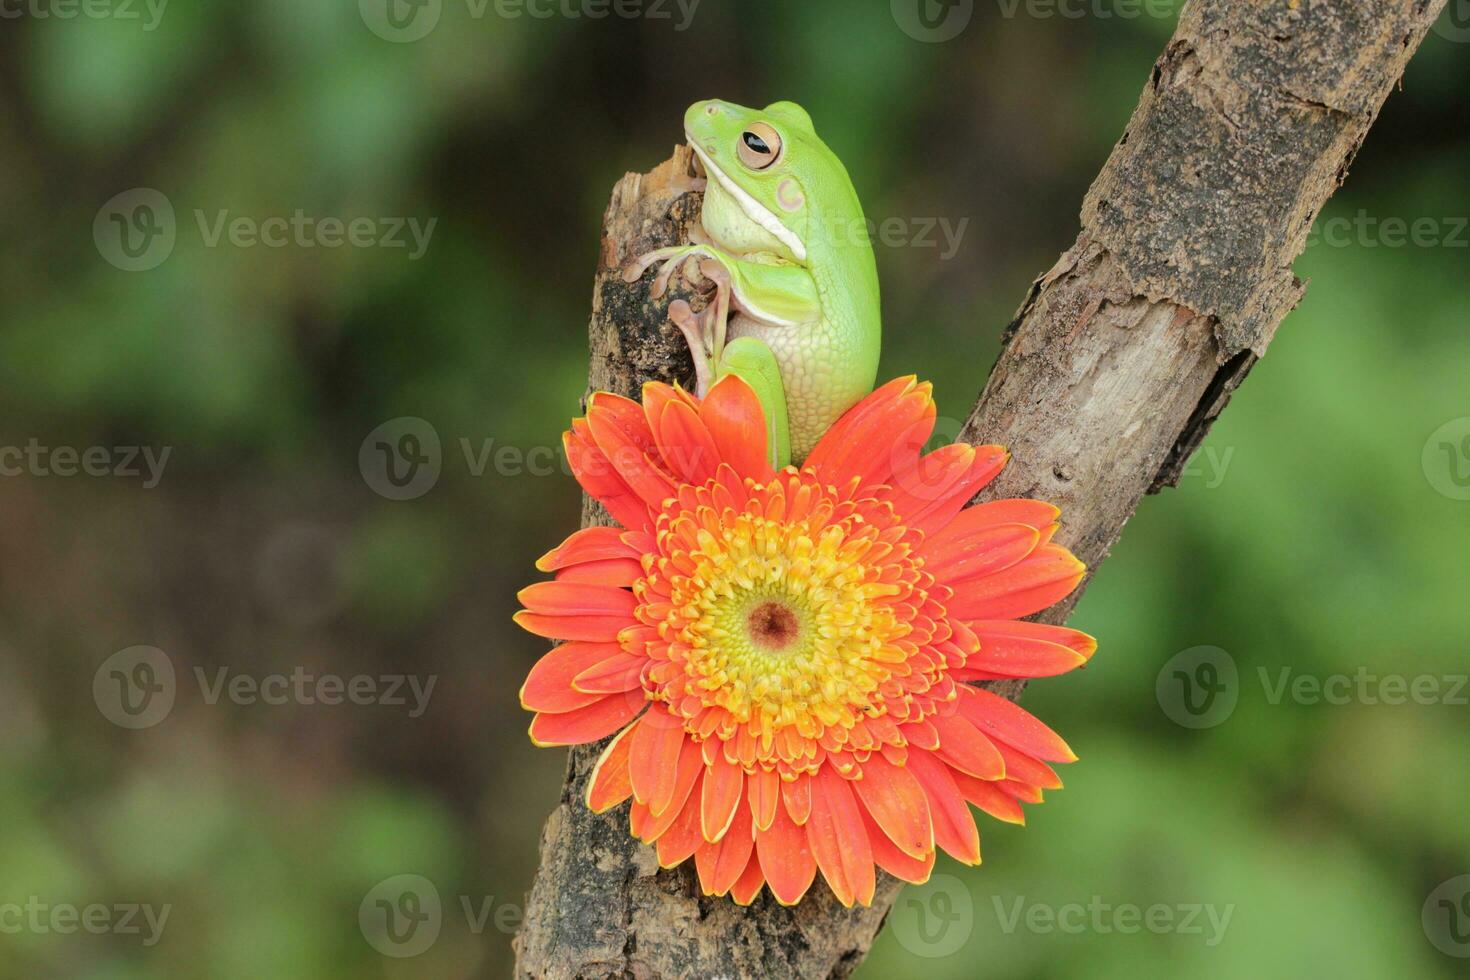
[
  {"left": 715, "top": 336, "right": 791, "bottom": 470},
  {"left": 667, "top": 300, "right": 715, "bottom": 397},
  {"left": 666, "top": 257, "right": 736, "bottom": 399},
  {"left": 696, "top": 258, "right": 732, "bottom": 369}
]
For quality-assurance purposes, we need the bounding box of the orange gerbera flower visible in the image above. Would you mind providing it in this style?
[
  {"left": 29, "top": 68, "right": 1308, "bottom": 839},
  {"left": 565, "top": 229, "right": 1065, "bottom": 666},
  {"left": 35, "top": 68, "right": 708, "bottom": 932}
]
[{"left": 516, "top": 376, "right": 1095, "bottom": 907}]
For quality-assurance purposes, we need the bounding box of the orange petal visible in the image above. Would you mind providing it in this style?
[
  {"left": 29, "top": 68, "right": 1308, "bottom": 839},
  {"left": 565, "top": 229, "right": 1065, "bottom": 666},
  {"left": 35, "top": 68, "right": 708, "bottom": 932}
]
[
  {"left": 518, "top": 581, "right": 638, "bottom": 618},
  {"left": 928, "top": 498, "right": 1060, "bottom": 549},
  {"left": 529, "top": 696, "right": 643, "bottom": 747},
  {"left": 695, "top": 796, "right": 754, "bottom": 896},
  {"left": 700, "top": 756, "right": 744, "bottom": 843},
  {"left": 946, "top": 543, "right": 1086, "bottom": 620},
  {"left": 964, "top": 620, "right": 1095, "bottom": 678},
  {"left": 805, "top": 376, "right": 910, "bottom": 444},
  {"left": 563, "top": 424, "right": 650, "bottom": 531},
  {"left": 639, "top": 381, "right": 685, "bottom": 440},
  {"left": 951, "top": 770, "right": 1026, "bottom": 825},
  {"left": 951, "top": 668, "right": 1011, "bottom": 682},
  {"left": 929, "top": 712, "right": 1007, "bottom": 780},
  {"left": 700, "top": 375, "right": 774, "bottom": 482},
  {"left": 748, "top": 767, "right": 781, "bottom": 832},
  {"left": 902, "top": 444, "right": 1010, "bottom": 536},
  {"left": 513, "top": 610, "right": 632, "bottom": 643},
  {"left": 620, "top": 528, "right": 656, "bottom": 553},
  {"left": 879, "top": 443, "right": 976, "bottom": 521},
  {"left": 585, "top": 724, "right": 636, "bottom": 812},
  {"left": 587, "top": 391, "right": 658, "bottom": 450},
  {"left": 993, "top": 741, "right": 1063, "bottom": 790},
  {"left": 630, "top": 737, "right": 702, "bottom": 841},
  {"left": 520, "top": 641, "right": 627, "bottom": 712},
  {"left": 628, "top": 707, "right": 690, "bottom": 815},
  {"left": 805, "top": 377, "right": 934, "bottom": 488},
  {"left": 925, "top": 522, "right": 1040, "bottom": 585},
  {"left": 586, "top": 402, "right": 679, "bottom": 511},
  {"left": 859, "top": 806, "right": 934, "bottom": 884},
  {"left": 781, "top": 775, "right": 812, "bottom": 826},
  {"left": 654, "top": 398, "right": 721, "bottom": 485},
  {"left": 906, "top": 749, "right": 981, "bottom": 865},
  {"left": 555, "top": 557, "right": 645, "bottom": 586},
  {"left": 656, "top": 776, "right": 706, "bottom": 868},
  {"left": 728, "top": 848, "right": 766, "bottom": 905},
  {"left": 1000, "top": 780, "right": 1044, "bottom": 804},
  {"left": 514, "top": 582, "right": 638, "bottom": 643},
  {"left": 571, "top": 652, "right": 645, "bottom": 694},
  {"left": 901, "top": 718, "right": 941, "bottom": 751},
  {"left": 975, "top": 620, "right": 1096, "bottom": 656},
  {"left": 852, "top": 754, "right": 933, "bottom": 860},
  {"left": 756, "top": 800, "right": 817, "bottom": 905},
  {"left": 535, "top": 525, "right": 639, "bottom": 571},
  {"left": 958, "top": 687, "right": 1077, "bottom": 763},
  {"left": 807, "top": 768, "right": 876, "bottom": 907}
]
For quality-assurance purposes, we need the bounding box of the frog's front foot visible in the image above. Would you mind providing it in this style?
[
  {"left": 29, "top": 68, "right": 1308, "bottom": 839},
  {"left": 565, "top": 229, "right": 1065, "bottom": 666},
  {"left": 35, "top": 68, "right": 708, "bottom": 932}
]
[
  {"left": 625, "top": 246, "right": 732, "bottom": 398},
  {"left": 622, "top": 244, "right": 720, "bottom": 298},
  {"left": 622, "top": 245, "right": 677, "bottom": 287}
]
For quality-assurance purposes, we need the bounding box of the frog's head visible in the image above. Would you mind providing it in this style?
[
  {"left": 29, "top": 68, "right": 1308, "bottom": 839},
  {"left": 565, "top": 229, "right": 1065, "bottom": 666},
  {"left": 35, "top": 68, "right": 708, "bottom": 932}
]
[{"left": 684, "top": 99, "right": 861, "bottom": 266}]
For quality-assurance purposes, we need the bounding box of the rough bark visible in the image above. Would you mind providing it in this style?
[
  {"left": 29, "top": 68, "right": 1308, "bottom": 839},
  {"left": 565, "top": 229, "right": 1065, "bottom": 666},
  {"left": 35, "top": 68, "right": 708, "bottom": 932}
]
[{"left": 515, "top": 1, "right": 1446, "bottom": 976}]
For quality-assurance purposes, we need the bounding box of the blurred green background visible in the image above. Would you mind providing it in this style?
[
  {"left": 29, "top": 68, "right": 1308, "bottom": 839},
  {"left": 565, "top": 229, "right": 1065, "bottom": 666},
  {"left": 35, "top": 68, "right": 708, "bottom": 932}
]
[{"left": 1, "top": 1, "right": 1467, "bottom": 977}]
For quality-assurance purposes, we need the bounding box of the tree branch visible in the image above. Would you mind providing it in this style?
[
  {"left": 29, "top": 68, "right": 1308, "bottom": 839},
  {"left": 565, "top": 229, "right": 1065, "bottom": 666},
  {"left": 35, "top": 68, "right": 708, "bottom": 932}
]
[{"left": 515, "top": 1, "right": 1446, "bottom": 975}]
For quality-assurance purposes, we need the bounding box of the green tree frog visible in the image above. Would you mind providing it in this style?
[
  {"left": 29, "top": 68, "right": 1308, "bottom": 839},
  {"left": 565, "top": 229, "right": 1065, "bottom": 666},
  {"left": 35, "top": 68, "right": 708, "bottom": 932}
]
[{"left": 625, "top": 99, "right": 881, "bottom": 467}]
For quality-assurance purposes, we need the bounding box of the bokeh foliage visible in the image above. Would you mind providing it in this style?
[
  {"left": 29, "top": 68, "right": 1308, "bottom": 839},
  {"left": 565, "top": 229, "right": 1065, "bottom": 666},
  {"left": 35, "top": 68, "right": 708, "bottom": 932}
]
[{"left": 1, "top": 2, "right": 1467, "bottom": 977}]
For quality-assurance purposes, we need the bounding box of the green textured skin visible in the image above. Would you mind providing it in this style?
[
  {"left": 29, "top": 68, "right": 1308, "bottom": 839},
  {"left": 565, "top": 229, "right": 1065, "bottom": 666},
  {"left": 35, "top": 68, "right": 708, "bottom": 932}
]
[{"left": 681, "top": 99, "right": 881, "bottom": 462}]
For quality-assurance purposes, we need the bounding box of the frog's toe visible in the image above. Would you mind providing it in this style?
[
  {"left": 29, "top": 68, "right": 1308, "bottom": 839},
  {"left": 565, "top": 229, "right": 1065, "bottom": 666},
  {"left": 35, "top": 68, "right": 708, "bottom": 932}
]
[
  {"left": 668, "top": 300, "right": 714, "bottom": 396},
  {"left": 650, "top": 259, "right": 677, "bottom": 298},
  {"left": 621, "top": 246, "right": 679, "bottom": 284},
  {"left": 696, "top": 258, "right": 730, "bottom": 290}
]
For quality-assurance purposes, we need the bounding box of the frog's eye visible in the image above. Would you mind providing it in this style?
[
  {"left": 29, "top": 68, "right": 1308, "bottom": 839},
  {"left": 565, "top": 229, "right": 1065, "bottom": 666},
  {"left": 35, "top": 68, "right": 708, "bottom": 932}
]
[{"left": 737, "top": 123, "right": 782, "bottom": 171}]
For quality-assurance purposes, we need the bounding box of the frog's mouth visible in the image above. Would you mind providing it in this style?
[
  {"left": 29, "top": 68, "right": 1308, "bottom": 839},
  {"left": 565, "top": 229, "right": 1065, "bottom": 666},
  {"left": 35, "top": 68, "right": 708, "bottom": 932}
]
[{"left": 686, "top": 136, "right": 808, "bottom": 263}]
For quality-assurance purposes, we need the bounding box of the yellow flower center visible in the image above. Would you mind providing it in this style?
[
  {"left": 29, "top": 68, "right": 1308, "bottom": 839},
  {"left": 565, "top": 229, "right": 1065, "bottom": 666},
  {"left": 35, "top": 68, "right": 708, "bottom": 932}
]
[
  {"left": 630, "top": 470, "right": 951, "bottom": 777},
  {"left": 691, "top": 511, "right": 904, "bottom": 730}
]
